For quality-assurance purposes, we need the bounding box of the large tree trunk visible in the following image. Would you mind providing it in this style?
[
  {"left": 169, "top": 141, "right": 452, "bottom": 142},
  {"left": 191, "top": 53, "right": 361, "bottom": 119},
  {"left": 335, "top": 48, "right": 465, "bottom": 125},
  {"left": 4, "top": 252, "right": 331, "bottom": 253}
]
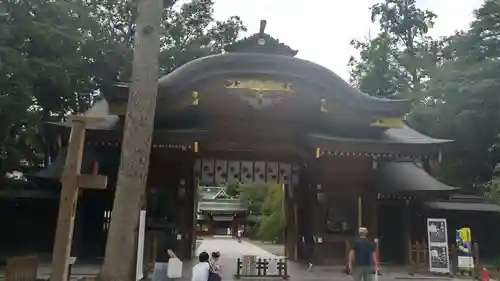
[{"left": 98, "top": 0, "right": 163, "bottom": 280}]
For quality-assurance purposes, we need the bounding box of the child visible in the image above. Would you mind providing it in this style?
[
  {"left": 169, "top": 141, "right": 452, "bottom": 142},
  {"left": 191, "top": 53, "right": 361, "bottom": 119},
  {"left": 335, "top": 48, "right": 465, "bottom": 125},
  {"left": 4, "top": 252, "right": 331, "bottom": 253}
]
[
  {"left": 210, "top": 251, "right": 221, "bottom": 275},
  {"left": 191, "top": 251, "right": 210, "bottom": 281}
]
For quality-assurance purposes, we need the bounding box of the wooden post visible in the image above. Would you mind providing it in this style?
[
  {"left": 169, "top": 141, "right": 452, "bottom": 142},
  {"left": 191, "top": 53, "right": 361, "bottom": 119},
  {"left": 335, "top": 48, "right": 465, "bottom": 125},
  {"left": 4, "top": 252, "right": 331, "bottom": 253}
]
[
  {"left": 282, "top": 184, "right": 288, "bottom": 260},
  {"left": 99, "top": 0, "right": 163, "bottom": 280},
  {"left": 403, "top": 199, "right": 411, "bottom": 265},
  {"left": 51, "top": 116, "right": 108, "bottom": 281},
  {"left": 357, "top": 196, "right": 362, "bottom": 229}
]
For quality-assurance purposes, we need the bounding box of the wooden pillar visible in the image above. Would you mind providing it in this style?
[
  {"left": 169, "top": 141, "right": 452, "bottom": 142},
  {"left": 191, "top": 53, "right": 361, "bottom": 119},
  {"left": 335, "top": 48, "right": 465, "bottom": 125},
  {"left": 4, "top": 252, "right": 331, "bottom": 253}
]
[
  {"left": 403, "top": 199, "right": 411, "bottom": 265},
  {"left": 312, "top": 184, "right": 325, "bottom": 263},
  {"left": 292, "top": 184, "right": 299, "bottom": 260},
  {"left": 177, "top": 151, "right": 194, "bottom": 260},
  {"left": 284, "top": 183, "right": 298, "bottom": 260},
  {"left": 99, "top": 0, "right": 163, "bottom": 279},
  {"left": 191, "top": 178, "right": 199, "bottom": 257},
  {"left": 230, "top": 220, "right": 236, "bottom": 237},
  {"left": 297, "top": 165, "right": 309, "bottom": 261},
  {"left": 373, "top": 196, "right": 379, "bottom": 238},
  {"left": 51, "top": 116, "right": 107, "bottom": 281},
  {"left": 357, "top": 196, "right": 363, "bottom": 229}
]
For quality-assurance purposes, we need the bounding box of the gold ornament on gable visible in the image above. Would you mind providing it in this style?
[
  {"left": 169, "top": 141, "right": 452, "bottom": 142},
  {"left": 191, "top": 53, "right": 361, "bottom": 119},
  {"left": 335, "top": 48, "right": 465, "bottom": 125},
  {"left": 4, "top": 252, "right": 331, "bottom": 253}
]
[
  {"left": 370, "top": 116, "right": 404, "bottom": 128},
  {"left": 224, "top": 79, "right": 295, "bottom": 109},
  {"left": 225, "top": 79, "right": 294, "bottom": 93}
]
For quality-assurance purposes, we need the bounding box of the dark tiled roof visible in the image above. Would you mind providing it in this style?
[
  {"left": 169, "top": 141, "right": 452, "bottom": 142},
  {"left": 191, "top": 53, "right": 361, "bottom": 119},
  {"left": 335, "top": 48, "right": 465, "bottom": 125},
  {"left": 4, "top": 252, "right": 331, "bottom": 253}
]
[
  {"left": 306, "top": 126, "right": 452, "bottom": 156},
  {"left": 224, "top": 33, "right": 298, "bottom": 56},
  {"left": 425, "top": 201, "right": 500, "bottom": 212},
  {"left": 382, "top": 125, "right": 453, "bottom": 144},
  {"left": 157, "top": 53, "right": 410, "bottom": 116},
  {"left": 46, "top": 115, "right": 121, "bottom": 131},
  {"left": 307, "top": 125, "right": 452, "bottom": 146},
  {"left": 375, "top": 161, "right": 458, "bottom": 192},
  {"left": 199, "top": 186, "right": 226, "bottom": 200},
  {"left": 198, "top": 199, "right": 248, "bottom": 212},
  {"left": 34, "top": 146, "right": 97, "bottom": 179}
]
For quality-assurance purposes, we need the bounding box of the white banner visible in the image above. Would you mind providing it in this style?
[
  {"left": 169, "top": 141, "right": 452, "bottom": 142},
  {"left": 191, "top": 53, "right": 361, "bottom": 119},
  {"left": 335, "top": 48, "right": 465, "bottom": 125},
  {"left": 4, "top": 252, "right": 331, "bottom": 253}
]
[
  {"left": 136, "top": 210, "right": 146, "bottom": 280},
  {"left": 426, "top": 218, "right": 450, "bottom": 274}
]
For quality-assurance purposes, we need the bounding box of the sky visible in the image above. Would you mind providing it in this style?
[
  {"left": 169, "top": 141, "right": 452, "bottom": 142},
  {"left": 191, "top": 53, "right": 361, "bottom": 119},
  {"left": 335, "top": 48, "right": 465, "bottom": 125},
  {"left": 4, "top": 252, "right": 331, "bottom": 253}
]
[{"left": 213, "top": 0, "right": 485, "bottom": 81}]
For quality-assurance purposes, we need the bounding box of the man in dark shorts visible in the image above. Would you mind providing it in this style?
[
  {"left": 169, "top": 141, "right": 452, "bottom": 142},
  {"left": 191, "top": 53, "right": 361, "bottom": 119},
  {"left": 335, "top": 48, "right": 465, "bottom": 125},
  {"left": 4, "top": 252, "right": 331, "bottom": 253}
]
[{"left": 348, "top": 227, "right": 378, "bottom": 281}]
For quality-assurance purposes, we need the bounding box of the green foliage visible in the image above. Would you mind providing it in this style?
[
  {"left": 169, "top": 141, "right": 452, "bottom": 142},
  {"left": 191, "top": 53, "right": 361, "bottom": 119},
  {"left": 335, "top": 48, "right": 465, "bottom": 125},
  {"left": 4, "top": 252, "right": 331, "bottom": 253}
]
[
  {"left": 238, "top": 184, "right": 268, "bottom": 214},
  {"left": 256, "top": 184, "right": 285, "bottom": 242},
  {"left": 225, "top": 184, "right": 239, "bottom": 197},
  {"left": 0, "top": 0, "right": 245, "bottom": 178},
  {"left": 408, "top": 0, "right": 500, "bottom": 187},
  {"left": 349, "top": 0, "right": 437, "bottom": 99},
  {"left": 236, "top": 184, "right": 285, "bottom": 242},
  {"left": 351, "top": 0, "right": 500, "bottom": 188}
]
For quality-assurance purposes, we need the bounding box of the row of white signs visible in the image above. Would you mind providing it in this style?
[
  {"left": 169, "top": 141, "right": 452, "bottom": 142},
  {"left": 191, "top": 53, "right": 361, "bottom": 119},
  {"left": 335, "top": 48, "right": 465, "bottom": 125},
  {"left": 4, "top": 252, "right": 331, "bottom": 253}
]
[
  {"left": 426, "top": 218, "right": 450, "bottom": 273},
  {"left": 427, "top": 218, "right": 474, "bottom": 273}
]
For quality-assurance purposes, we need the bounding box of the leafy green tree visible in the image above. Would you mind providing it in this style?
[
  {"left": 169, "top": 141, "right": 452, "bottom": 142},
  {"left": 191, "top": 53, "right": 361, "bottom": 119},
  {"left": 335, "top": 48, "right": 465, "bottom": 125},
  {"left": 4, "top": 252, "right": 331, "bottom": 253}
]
[
  {"left": 408, "top": 0, "right": 500, "bottom": 187},
  {"left": 225, "top": 184, "right": 239, "bottom": 197},
  {"left": 349, "top": 0, "right": 437, "bottom": 99},
  {"left": 238, "top": 184, "right": 269, "bottom": 214},
  {"left": 256, "top": 184, "right": 285, "bottom": 242},
  {"left": 0, "top": 0, "right": 245, "bottom": 178},
  {"left": 348, "top": 33, "right": 402, "bottom": 98}
]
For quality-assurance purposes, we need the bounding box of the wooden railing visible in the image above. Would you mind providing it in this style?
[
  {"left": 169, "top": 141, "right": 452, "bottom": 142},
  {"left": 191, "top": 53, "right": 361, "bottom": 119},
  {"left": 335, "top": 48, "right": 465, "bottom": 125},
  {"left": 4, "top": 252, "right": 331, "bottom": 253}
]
[
  {"left": 5, "top": 255, "right": 39, "bottom": 281},
  {"left": 235, "top": 257, "right": 288, "bottom": 279}
]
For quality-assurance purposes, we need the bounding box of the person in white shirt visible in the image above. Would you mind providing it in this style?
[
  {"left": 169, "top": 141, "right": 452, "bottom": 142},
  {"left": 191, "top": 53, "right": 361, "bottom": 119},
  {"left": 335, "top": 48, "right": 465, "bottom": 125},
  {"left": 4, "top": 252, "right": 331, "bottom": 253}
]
[
  {"left": 237, "top": 229, "right": 243, "bottom": 243},
  {"left": 191, "top": 251, "right": 210, "bottom": 281}
]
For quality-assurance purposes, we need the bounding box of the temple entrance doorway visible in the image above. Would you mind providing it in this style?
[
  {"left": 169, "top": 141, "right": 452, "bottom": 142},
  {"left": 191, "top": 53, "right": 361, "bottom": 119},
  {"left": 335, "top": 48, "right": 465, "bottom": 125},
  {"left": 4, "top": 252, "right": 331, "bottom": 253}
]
[
  {"left": 378, "top": 202, "right": 406, "bottom": 264},
  {"left": 193, "top": 158, "right": 298, "bottom": 260}
]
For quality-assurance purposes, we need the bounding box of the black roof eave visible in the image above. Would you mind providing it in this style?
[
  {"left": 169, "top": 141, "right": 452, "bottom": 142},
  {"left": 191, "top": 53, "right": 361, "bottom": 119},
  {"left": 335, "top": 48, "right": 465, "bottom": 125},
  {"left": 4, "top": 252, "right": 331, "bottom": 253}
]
[
  {"left": 375, "top": 161, "right": 459, "bottom": 194},
  {"left": 305, "top": 126, "right": 453, "bottom": 156},
  {"left": 425, "top": 201, "right": 500, "bottom": 213}
]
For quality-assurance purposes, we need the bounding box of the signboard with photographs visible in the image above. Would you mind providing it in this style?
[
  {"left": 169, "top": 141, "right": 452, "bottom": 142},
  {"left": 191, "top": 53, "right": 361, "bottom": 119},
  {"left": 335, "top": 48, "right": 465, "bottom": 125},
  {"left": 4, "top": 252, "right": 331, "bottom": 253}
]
[{"left": 427, "top": 218, "right": 450, "bottom": 273}]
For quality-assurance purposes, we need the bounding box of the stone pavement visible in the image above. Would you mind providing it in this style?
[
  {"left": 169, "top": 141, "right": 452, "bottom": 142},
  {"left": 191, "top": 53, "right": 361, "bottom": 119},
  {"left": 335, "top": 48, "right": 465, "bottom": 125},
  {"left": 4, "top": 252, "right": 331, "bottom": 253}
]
[{"left": 0, "top": 238, "right": 477, "bottom": 281}]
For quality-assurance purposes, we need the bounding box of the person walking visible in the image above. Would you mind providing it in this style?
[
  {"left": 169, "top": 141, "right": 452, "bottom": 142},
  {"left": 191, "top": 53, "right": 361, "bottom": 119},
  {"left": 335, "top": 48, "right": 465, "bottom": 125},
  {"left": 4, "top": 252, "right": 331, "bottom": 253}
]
[{"left": 348, "top": 227, "right": 379, "bottom": 281}]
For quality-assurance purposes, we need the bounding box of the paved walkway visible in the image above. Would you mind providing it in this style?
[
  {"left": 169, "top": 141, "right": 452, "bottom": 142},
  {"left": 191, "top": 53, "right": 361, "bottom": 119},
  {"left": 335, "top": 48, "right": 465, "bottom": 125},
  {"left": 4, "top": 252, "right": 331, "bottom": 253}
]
[
  {"left": 196, "top": 237, "right": 279, "bottom": 259},
  {"left": 0, "top": 238, "right": 478, "bottom": 281}
]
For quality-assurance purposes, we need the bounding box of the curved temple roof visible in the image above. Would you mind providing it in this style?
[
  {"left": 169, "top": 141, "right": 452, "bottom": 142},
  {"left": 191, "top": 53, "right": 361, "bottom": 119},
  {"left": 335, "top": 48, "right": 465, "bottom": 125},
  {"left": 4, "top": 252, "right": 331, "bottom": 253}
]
[
  {"left": 156, "top": 53, "right": 410, "bottom": 116},
  {"left": 306, "top": 124, "right": 453, "bottom": 156},
  {"left": 375, "top": 161, "right": 458, "bottom": 193}
]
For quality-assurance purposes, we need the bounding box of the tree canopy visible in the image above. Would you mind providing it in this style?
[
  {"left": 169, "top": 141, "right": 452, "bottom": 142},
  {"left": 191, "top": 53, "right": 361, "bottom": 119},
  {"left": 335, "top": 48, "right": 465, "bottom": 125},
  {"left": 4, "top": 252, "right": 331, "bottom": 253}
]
[
  {"left": 349, "top": 0, "right": 500, "bottom": 190},
  {"left": 0, "top": 0, "right": 245, "bottom": 179},
  {"left": 238, "top": 184, "right": 285, "bottom": 242}
]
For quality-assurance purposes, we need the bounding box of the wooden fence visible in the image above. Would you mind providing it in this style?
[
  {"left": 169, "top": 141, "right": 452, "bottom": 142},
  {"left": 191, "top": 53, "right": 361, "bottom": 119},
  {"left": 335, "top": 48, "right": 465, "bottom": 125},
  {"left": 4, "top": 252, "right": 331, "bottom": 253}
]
[
  {"left": 5, "top": 255, "right": 39, "bottom": 281},
  {"left": 235, "top": 257, "right": 288, "bottom": 279}
]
